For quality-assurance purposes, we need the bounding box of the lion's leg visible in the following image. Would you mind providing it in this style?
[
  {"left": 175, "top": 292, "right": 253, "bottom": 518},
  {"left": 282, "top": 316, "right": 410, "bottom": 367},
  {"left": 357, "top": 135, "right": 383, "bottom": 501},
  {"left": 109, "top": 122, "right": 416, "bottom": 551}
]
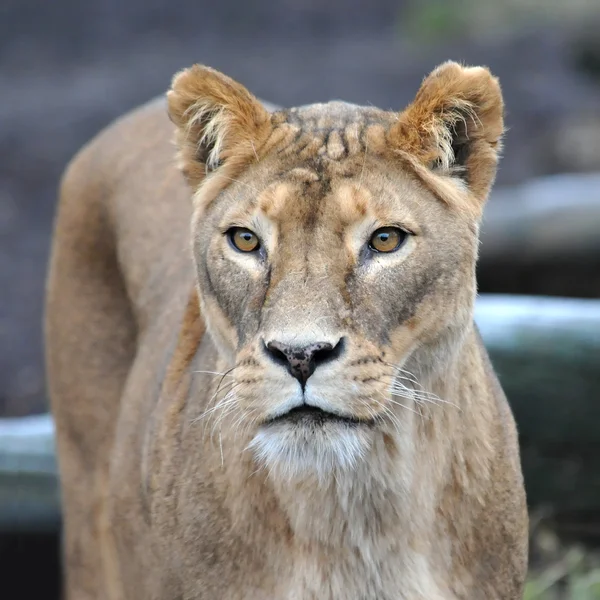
[{"left": 45, "top": 150, "right": 136, "bottom": 600}]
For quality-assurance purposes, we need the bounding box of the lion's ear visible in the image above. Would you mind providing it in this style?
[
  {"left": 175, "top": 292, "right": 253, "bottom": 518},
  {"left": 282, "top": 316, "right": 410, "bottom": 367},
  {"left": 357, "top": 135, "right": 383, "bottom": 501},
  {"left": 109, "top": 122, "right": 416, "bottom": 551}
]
[
  {"left": 389, "top": 61, "right": 504, "bottom": 203},
  {"left": 167, "top": 65, "right": 271, "bottom": 187}
]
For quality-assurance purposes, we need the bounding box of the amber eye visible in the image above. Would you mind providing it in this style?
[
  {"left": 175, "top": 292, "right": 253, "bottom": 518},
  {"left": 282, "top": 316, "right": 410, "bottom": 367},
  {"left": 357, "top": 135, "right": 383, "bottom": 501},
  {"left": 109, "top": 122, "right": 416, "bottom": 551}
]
[
  {"left": 368, "top": 227, "right": 406, "bottom": 253},
  {"left": 228, "top": 227, "right": 260, "bottom": 253}
]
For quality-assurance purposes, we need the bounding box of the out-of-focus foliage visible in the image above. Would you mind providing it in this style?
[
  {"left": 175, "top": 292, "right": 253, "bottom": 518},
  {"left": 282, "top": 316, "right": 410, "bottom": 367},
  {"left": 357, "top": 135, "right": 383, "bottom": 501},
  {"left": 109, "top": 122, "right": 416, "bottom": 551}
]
[
  {"left": 401, "top": 0, "right": 600, "bottom": 41},
  {"left": 526, "top": 514, "right": 600, "bottom": 599}
]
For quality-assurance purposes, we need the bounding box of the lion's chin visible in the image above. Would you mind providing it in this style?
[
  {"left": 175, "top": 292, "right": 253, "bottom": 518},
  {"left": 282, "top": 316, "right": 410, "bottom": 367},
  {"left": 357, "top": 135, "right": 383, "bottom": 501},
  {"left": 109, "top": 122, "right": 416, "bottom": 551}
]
[{"left": 247, "top": 418, "right": 374, "bottom": 481}]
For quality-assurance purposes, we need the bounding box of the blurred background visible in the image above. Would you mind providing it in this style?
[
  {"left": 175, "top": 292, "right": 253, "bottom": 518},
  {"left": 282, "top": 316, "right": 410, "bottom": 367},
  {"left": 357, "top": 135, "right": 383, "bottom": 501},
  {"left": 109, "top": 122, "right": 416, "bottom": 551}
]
[{"left": 1, "top": 0, "right": 599, "bottom": 597}]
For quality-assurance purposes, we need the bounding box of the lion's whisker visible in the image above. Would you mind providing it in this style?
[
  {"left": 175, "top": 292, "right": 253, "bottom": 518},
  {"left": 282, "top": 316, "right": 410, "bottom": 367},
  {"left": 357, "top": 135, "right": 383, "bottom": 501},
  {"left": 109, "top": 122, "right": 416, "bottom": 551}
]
[
  {"left": 368, "top": 396, "right": 405, "bottom": 437},
  {"left": 385, "top": 393, "right": 423, "bottom": 418},
  {"left": 191, "top": 381, "right": 239, "bottom": 424},
  {"left": 193, "top": 370, "right": 234, "bottom": 377},
  {"left": 390, "top": 381, "right": 459, "bottom": 409},
  {"left": 210, "top": 393, "right": 241, "bottom": 439}
]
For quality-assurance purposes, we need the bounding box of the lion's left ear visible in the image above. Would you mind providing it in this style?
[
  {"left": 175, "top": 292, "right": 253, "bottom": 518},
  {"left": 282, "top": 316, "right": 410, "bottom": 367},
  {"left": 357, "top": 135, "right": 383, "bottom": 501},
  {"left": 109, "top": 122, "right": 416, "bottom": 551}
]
[
  {"left": 167, "top": 65, "right": 271, "bottom": 187},
  {"left": 389, "top": 61, "right": 504, "bottom": 203}
]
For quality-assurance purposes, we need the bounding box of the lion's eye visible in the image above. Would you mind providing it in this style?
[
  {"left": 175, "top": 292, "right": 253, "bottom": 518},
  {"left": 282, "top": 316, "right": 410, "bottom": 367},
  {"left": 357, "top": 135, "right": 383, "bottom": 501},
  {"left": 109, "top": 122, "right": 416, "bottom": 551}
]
[
  {"left": 368, "top": 227, "right": 407, "bottom": 253},
  {"left": 228, "top": 228, "right": 260, "bottom": 253}
]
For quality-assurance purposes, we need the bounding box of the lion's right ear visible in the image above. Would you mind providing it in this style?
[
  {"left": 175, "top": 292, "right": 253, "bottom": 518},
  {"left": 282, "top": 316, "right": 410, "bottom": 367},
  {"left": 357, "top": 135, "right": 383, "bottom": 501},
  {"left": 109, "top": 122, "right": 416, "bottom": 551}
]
[{"left": 167, "top": 65, "right": 271, "bottom": 188}]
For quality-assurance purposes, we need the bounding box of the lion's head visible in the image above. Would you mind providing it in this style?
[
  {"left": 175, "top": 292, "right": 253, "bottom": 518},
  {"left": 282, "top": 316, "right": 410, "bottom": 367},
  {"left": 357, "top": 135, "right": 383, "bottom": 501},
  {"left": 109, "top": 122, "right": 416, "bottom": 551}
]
[{"left": 167, "top": 62, "right": 503, "bottom": 479}]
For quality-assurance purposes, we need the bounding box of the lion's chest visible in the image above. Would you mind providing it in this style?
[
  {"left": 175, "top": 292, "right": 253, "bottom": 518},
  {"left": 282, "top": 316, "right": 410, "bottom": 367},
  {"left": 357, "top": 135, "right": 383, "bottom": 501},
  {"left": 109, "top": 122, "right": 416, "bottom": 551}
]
[{"left": 266, "top": 542, "right": 448, "bottom": 600}]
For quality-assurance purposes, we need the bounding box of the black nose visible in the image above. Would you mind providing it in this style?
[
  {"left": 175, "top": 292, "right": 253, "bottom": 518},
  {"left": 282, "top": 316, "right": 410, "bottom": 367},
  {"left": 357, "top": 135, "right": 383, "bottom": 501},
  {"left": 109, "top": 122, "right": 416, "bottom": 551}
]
[{"left": 264, "top": 338, "right": 345, "bottom": 387}]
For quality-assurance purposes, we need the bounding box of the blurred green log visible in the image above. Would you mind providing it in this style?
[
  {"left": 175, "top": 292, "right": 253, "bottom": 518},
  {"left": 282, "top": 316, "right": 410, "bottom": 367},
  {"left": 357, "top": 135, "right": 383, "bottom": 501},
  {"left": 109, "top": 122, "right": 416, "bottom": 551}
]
[
  {"left": 476, "top": 295, "right": 600, "bottom": 513},
  {"left": 0, "top": 414, "right": 59, "bottom": 532},
  {"left": 480, "top": 173, "right": 600, "bottom": 263},
  {"left": 1, "top": 295, "right": 599, "bottom": 531}
]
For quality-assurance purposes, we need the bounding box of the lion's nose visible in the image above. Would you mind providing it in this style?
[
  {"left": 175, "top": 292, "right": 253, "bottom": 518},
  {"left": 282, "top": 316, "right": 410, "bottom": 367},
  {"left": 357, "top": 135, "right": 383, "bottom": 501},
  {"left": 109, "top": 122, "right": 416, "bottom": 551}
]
[{"left": 264, "top": 338, "right": 345, "bottom": 388}]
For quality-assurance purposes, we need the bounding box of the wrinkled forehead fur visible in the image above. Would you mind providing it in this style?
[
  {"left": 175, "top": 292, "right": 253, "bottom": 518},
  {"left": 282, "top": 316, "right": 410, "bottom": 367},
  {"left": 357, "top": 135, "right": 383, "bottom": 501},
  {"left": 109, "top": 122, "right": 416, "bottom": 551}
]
[{"left": 166, "top": 62, "right": 503, "bottom": 363}]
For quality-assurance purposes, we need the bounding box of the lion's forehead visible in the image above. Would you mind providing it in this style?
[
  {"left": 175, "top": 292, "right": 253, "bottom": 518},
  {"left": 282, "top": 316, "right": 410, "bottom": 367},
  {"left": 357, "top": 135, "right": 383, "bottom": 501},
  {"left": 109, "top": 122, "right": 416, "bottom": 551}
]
[
  {"left": 215, "top": 103, "right": 425, "bottom": 233},
  {"left": 255, "top": 173, "right": 372, "bottom": 227},
  {"left": 267, "top": 101, "right": 396, "bottom": 164},
  {"left": 273, "top": 100, "right": 394, "bottom": 131}
]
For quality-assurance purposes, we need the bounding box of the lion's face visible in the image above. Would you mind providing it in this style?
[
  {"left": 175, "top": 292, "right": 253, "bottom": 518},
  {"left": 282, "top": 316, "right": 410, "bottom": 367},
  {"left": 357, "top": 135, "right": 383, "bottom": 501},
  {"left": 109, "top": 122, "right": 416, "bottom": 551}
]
[{"left": 168, "top": 64, "right": 504, "bottom": 477}]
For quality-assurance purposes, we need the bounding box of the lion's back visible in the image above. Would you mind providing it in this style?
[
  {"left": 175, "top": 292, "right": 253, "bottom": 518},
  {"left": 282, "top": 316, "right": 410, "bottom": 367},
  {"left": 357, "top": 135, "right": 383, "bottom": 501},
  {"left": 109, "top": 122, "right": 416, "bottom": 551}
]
[{"left": 64, "top": 97, "right": 196, "bottom": 326}]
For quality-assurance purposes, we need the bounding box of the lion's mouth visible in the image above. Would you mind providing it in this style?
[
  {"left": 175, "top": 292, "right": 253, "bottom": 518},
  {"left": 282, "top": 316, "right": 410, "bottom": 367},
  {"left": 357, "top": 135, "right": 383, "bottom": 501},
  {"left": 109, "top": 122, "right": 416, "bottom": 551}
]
[{"left": 263, "top": 404, "right": 373, "bottom": 427}]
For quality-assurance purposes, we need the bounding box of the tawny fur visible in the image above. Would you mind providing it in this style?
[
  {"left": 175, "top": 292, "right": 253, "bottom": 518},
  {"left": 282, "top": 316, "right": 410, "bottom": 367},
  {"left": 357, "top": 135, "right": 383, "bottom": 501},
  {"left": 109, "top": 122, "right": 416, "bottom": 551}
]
[{"left": 46, "top": 62, "right": 528, "bottom": 600}]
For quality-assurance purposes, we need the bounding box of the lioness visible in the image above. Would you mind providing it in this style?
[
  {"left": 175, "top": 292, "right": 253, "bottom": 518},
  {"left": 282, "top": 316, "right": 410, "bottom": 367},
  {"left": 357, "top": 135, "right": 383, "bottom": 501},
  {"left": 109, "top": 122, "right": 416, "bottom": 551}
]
[{"left": 46, "top": 61, "right": 528, "bottom": 599}]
